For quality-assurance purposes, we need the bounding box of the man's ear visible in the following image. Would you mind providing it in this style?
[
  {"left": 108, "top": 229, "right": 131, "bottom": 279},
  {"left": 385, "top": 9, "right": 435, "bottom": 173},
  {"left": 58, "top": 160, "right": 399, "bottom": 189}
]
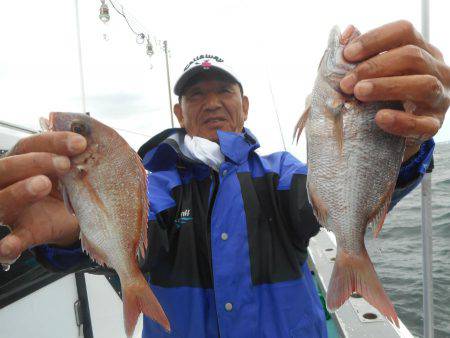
[
  {"left": 242, "top": 95, "right": 249, "bottom": 121},
  {"left": 174, "top": 103, "right": 184, "bottom": 127}
]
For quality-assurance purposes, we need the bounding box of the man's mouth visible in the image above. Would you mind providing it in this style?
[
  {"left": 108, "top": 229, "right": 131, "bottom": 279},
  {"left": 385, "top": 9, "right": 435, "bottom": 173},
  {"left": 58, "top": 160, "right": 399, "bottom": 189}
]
[{"left": 204, "top": 117, "right": 227, "bottom": 124}]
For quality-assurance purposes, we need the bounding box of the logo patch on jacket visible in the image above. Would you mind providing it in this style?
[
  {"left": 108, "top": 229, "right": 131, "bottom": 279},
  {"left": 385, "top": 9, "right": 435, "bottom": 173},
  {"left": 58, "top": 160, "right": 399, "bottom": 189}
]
[{"left": 174, "top": 209, "right": 193, "bottom": 228}]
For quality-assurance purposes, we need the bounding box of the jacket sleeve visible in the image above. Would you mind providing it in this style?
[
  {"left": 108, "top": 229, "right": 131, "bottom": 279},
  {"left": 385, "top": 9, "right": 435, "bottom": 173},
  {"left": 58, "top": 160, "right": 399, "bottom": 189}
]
[
  {"left": 278, "top": 152, "right": 321, "bottom": 245},
  {"left": 390, "top": 139, "right": 435, "bottom": 210},
  {"left": 32, "top": 241, "right": 96, "bottom": 273}
]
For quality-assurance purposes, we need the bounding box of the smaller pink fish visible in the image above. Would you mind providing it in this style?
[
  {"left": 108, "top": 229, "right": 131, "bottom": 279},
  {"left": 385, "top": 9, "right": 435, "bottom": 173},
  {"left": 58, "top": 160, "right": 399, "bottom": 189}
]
[{"left": 41, "top": 112, "right": 170, "bottom": 337}]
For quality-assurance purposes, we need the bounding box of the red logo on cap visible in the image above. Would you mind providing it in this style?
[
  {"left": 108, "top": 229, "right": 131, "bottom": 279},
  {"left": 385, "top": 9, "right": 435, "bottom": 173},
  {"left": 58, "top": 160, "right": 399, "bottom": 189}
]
[{"left": 201, "top": 60, "right": 212, "bottom": 69}]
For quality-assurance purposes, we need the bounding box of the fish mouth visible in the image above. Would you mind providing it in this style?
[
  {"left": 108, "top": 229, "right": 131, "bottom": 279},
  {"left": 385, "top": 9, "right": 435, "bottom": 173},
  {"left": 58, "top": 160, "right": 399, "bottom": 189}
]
[{"left": 320, "top": 26, "right": 356, "bottom": 83}]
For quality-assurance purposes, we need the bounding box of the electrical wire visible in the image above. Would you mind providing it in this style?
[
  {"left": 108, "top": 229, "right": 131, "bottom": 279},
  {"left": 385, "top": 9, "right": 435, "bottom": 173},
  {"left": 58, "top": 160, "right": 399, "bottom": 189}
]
[
  {"left": 113, "top": 127, "right": 152, "bottom": 138},
  {"left": 108, "top": 0, "right": 140, "bottom": 36}
]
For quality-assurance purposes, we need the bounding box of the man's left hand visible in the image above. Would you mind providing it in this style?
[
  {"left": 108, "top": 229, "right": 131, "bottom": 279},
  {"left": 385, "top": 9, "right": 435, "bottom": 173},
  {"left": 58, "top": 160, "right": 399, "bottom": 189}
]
[{"left": 339, "top": 20, "right": 449, "bottom": 161}]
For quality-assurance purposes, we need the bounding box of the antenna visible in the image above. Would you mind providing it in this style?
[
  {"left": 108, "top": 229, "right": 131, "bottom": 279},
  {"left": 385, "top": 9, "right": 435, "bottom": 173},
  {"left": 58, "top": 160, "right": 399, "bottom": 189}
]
[{"left": 266, "top": 66, "right": 287, "bottom": 151}]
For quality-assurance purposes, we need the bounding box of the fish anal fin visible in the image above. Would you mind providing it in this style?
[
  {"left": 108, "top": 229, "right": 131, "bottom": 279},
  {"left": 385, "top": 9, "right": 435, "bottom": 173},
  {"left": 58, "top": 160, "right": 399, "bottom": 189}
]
[
  {"left": 80, "top": 232, "right": 109, "bottom": 267},
  {"left": 293, "top": 94, "right": 311, "bottom": 144},
  {"left": 326, "top": 247, "right": 399, "bottom": 327},
  {"left": 307, "top": 183, "right": 329, "bottom": 226},
  {"left": 122, "top": 273, "right": 170, "bottom": 337},
  {"left": 367, "top": 181, "right": 396, "bottom": 238}
]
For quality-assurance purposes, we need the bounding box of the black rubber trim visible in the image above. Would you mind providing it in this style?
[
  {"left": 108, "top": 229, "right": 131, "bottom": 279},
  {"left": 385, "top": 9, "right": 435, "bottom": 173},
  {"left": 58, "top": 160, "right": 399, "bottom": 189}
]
[{"left": 75, "top": 272, "right": 94, "bottom": 338}]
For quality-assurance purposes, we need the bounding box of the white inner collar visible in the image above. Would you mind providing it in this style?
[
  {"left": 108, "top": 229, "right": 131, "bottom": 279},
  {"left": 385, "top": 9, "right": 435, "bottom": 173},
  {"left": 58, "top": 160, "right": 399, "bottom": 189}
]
[{"left": 182, "top": 134, "right": 225, "bottom": 171}]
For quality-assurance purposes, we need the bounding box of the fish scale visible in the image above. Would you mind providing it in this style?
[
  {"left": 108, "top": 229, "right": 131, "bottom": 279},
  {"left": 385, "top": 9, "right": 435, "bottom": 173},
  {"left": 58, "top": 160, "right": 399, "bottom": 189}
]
[{"left": 295, "top": 26, "right": 405, "bottom": 326}]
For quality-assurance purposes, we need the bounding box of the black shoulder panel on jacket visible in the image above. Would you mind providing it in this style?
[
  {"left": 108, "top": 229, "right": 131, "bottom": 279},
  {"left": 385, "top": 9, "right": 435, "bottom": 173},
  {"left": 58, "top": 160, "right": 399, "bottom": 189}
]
[
  {"left": 138, "top": 128, "right": 184, "bottom": 159},
  {"left": 237, "top": 172, "right": 320, "bottom": 285}
]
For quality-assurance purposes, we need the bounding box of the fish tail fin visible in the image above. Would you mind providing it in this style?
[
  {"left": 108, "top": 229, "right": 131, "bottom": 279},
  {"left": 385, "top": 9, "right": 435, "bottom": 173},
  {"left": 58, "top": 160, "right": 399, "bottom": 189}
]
[
  {"left": 326, "top": 247, "right": 399, "bottom": 327},
  {"left": 122, "top": 274, "right": 171, "bottom": 337}
]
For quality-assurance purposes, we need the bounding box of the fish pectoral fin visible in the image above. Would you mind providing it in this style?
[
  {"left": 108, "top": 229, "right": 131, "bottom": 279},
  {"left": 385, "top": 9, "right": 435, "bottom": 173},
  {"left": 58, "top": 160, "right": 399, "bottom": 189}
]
[
  {"left": 60, "top": 182, "right": 75, "bottom": 216},
  {"left": 323, "top": 105, "right": 344, "bottom": 154},
  {"left": 327, "top": 248, "right": 399, "bottom": 327},
  {"left": 307, "top": 183, "right": 329, "bottom": 226},
  {"left": 367, "top": 181, "right": 396, "bottom": 238},
  {"left": 122, "top": 274, "right": 170, "bottom": 336},
  {"left": 80, "top": 232, "right": 109, "bottom": 267},
  {"left": 293, "top": 94, "right": 311, "bottom": 144},
  {"left": 333, "top": 112, "right": 344, "bottom": 154}
]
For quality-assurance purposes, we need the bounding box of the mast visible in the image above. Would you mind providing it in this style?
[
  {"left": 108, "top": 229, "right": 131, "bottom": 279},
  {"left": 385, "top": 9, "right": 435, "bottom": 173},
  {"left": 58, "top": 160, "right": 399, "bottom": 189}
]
[
  {"left": 163, "top": 41, "right": 174, "bottom": 128},
  {"left": 74, "top": 0, "right": 87, "bottom": 114},
  {"left": 420, "top": 1, "right": 434, "bottom": 337}
]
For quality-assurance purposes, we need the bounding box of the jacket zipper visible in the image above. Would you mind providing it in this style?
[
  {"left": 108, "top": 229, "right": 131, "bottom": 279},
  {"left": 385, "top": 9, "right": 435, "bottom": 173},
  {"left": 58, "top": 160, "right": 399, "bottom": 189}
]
[{"left": 207, "top": 169, "right": 221, "bottom": 337}]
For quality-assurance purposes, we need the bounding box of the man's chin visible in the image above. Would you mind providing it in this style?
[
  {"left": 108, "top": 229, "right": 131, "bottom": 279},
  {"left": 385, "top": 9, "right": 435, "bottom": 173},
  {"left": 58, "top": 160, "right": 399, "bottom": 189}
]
[{"left": 198, "top": 128, "right": 224, "bottom": 143}]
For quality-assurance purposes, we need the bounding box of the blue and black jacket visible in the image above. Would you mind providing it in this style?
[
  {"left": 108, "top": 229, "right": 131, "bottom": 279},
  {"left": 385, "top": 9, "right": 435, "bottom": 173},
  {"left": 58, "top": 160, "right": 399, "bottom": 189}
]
[{"left": 35, "top": 128, "right": 435, "bottom": 338}]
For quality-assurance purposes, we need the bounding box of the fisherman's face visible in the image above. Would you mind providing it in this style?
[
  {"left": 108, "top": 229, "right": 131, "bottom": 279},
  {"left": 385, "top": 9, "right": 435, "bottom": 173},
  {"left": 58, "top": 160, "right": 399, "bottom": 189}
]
[{"left": 174, "top": 74, "right": 249, "bottom": 142}]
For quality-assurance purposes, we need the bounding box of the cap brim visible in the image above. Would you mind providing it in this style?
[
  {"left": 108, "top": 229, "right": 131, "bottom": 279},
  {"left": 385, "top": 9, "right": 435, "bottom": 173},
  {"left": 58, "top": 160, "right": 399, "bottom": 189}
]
[{"left": 173, "top": 65, "right": 240, "bottom": 96}]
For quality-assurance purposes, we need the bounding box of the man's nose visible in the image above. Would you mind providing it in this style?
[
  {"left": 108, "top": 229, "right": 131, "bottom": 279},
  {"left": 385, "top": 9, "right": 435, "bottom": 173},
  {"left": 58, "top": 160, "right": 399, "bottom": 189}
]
[{"left": 203, "top": 92, "right": 221, "bottom": 111}]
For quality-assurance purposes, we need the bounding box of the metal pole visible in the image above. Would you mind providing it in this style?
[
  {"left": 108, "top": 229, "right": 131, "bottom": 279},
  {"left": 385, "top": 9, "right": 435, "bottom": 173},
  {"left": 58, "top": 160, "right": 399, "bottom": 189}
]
[
  {"left": 421, "top": 1, "right": 434, "bottom": 337},
  {"left": 74, "top": 0, "right": 87, "bottom": 115},
  {"left": 163, "top": 41, "right": 174, "bottom": 128}
]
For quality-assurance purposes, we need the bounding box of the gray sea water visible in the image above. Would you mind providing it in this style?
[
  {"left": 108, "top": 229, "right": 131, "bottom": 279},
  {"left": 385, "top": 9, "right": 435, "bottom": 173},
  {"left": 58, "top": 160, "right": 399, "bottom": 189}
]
[{"left": 366, "top": 142, "right": 450, "bottom": 338}]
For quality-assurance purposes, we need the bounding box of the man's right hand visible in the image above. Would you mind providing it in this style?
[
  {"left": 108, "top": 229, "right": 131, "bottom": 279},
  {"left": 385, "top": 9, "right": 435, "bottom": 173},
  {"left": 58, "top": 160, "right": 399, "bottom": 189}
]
[{"left": 0, "top": 131, "right": 87, "bottom": 265}]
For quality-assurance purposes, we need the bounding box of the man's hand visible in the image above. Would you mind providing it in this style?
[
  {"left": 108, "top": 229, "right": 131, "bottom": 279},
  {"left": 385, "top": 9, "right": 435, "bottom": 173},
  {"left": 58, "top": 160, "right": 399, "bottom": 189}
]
[
  {"left": 0, "top": 132, "right": 86, "bottom": 264},
  {"left": 340, "top": 20, "right": 449, "bottom": 161}
]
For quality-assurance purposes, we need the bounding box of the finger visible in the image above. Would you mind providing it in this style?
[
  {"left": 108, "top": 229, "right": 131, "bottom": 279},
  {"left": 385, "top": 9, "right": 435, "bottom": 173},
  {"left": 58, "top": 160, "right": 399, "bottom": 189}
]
[
  {"left": 353, "top": 75, "right": 449, "bottom": 110},
  {"left": 344, "top": 20, "right": 444, "bottom": 62},
  {"left": 375, "top": 109, "right": 441, "bottom": 139},
  {"left": 0, "top": 175, "right": 52, "bottom": 225},
  {"left": 340, "top": 45, "right": 448, "bottom": 93},
  {"left": 0, "top": 152, "right": 70, "bottom": 188},
  {"left": 0, "top": 232, "right": 28, "bottom": 263},
  {"left": 7, "top": 131, "right": 86, "bottom": 157}
]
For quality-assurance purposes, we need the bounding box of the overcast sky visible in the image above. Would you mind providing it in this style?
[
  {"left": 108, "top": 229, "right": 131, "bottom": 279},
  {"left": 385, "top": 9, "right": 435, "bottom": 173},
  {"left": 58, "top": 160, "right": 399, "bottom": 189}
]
[{"left": 0, "top": 0, "right": 449, "bottom": 163}]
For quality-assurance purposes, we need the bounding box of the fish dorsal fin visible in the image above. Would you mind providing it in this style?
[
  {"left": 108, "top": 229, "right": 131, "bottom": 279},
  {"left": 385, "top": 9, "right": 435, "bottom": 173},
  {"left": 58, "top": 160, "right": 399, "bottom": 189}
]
[
  {"left": 294, "top": 94, "right": 312, "bottom": 144},
  {"left": 39, "top": 117, "right": 50, "bottom": 132},
  {"left": 133, "top": 149, "right": 149, "bottom": 260}
]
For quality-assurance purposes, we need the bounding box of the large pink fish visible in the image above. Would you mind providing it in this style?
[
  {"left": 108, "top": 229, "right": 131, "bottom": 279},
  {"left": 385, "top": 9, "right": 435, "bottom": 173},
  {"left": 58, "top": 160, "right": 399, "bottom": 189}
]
[
  {"left": 295, "top": 27, "right": 405, "bottom": 326},
  {"left": 41, "top": 112, "right": 170, "bottom": 337}
]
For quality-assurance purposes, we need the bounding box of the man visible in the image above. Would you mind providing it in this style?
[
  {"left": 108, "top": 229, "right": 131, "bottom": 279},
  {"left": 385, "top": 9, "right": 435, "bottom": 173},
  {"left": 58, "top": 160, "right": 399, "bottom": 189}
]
[{"left": 0, "top": 21, "right": 448, "bottom": 337}]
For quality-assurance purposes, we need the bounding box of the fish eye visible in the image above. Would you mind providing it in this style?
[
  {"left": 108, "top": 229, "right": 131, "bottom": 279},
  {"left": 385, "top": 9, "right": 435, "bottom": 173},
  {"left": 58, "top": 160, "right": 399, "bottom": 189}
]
[{"left": 71, "top": 121, "right": 87, "bottom": 135}]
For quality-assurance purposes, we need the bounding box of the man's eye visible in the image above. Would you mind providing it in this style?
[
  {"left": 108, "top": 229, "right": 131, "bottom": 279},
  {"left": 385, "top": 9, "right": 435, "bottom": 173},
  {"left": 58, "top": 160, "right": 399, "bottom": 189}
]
[
  {"left": 189, "top": 91, "right": 202, "bottom": 97},
  {"left": 219, "top": 87, "right": 232, "bottom": 93}
]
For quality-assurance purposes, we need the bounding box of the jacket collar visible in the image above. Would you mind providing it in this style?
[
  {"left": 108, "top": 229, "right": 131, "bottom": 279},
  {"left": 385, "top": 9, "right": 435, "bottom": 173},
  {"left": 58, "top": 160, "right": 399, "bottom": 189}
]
[{"left": 138, "top": 128, "right": 260, "bottom": 172}]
